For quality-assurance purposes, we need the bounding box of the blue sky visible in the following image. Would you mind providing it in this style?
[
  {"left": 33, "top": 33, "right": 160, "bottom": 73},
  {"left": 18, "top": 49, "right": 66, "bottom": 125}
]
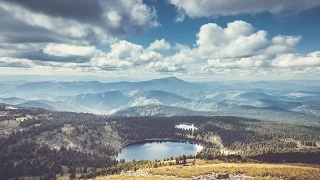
[
  {"left": 127, "top": 0, "right": 320, "bottom": 53},
  {"left": 0, "top": 0, "right": 319, "bottom": 81}
]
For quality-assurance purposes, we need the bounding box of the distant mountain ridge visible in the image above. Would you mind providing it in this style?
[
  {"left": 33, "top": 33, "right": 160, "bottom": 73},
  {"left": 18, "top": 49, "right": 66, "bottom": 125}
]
[
  {"left": 0, "top": 77, "right": 319, "bottom": 125},
  {"left": 112, "top": 104, "right": 204, "bottom": 117},
  {"left": 1, "top": 77, "right": 208, "bottom": 98}
]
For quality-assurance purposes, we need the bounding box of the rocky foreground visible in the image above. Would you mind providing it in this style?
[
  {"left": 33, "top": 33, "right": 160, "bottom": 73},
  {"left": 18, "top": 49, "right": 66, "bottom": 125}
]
[
  {"left": 87, "top": 162, "right": 320, "bottom": 180},
  {"left": 92, "top": 169, "right": 254, "bottom": 179}
]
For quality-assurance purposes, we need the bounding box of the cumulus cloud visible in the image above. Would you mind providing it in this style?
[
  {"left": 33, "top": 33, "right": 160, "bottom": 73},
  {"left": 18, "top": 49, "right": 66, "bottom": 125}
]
[
  {"left": 157, "top": 20, "right": 302, "bottom": 72},
  {"left": 0, "top": 0, "right": 159, "bottom": 64},
  {"left": 147, "top": 39, "right": 171, "bottom": 51},
  {"left": 169, "top": 0, "right": 320, "bottom": 20},
  {"left": 207, "top": 55, "right": 268, "bottom": 68},
  {"left": 146, "top": 61, "right": 185, "bottom": 72},
  {"left": 192, "top": 21, "right": 301, "bottom": 59},
  {"left": 43, "top": 44, "right": 99, "bottom": 57},
  {"left": 2, "top": 0, "right": 159, "bottom": 39},
  {"left": 0, "top": 3, "right": 319, "bottom": 80},
  {"left": 91, "top": 40, "right": 162, "bottom": 70},
  {"left": 272, "top": 51, "right": 320, "bottom": 67},
  {"left": 164, "top": 20, "right": 320, "bottom": 77},
  {"left": 0, "top": 57, "right": 34, "bottom": 68},
  {"left": 206, "top": 51, "right": 320, "bottom": 69}
]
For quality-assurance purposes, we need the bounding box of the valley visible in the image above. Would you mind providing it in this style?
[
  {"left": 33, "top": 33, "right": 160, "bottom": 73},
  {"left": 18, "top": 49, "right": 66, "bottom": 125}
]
[
  {"left": 1, "top": 0, "right": 320, "bottom": 179},
  {"left": 0, "top": 78, "right": 320, "bottom": 179},
  {"left": 0, "top": 105, "right": 319, "bottom": 179}
]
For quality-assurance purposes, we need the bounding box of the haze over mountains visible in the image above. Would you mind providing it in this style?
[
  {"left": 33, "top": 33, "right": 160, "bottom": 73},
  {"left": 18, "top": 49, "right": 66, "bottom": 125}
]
[{"left": 0, "top": 77, "right": 319, "bottom": 126}]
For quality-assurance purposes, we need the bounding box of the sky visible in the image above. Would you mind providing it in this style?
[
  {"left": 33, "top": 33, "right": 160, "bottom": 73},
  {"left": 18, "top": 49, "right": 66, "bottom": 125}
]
[{"left": 0, "top": 0, "right": 320, "bottom": 81}]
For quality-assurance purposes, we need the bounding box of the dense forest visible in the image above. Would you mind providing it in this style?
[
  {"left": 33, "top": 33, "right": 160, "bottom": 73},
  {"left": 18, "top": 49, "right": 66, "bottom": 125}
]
[{"left": 0, "top": 105, "right": 319, "bottom": 179}]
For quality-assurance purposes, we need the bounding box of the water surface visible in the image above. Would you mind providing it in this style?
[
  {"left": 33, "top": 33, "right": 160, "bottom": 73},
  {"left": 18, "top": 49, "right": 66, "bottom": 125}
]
[{"left": 116, "top": 140, "right": 203, "bottom": 161}]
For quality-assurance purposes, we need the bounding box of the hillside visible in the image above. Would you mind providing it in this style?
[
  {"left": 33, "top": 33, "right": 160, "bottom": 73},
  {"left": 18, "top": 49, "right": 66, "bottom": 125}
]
[
  {"left": 85, "top": 159, "right": 320, "bottom": 180},
  {"left": 1, "top": 106, "right": 319, "bottom": 179},
  {"left": 113, "top": 105, "right": 204, "bottom": 117}
]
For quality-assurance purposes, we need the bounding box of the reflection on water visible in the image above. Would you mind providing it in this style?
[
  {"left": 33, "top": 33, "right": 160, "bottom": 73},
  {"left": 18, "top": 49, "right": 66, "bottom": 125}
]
[{"left": 116, "top": 141, "right": 203, "bottom": 161}]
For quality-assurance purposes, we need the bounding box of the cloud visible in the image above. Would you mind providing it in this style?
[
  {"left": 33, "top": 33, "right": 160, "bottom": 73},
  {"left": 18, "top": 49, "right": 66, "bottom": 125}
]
[
  {"left": 192, "top": 21, "right": 302, "bottom": 59},
  {"left": 161, "top": 20, "right": 301, "bottom": 69},
  {"left": 14, "top": 51, "right": 92, "bottom": 63},
  {"left": 147, "top": 39, "right": 171, "bottom": 51},
  {"left": 146, "top": 61, "right": 186, "bottom": 72},
  {"left": 206, "top": 51, "right": 320, "bottom": 69},
  {"left": 0, "top": 0, "right": 159, "bottom": 64},
  {"left": 169, "top": 0, "right": 320, "bottom": 20},
  {"left": 197, "top": 66, "right": 320, "bottom": 78},
  {"left": 2, "top": 0, "right": 159, "bottom": 39},
  {"left": 43, "top": 44, "right": 99, "bottom": 57},
  {"left": 0, "top": 57, "right": 33, "bottom": 68},
  {"left": 91, "top": 40, "right": 162, "bottom": 70},
  {"left": 161, "top": 20, "right": 320, "bottom": 77},
  {"left": 0, "top": 7, "right": 319, "bottom": 79},
  {"left": 0, "top": 40, "right": 164, "bottom": 71},
  {"left": 272, "top": 51, "right": 320, "bottom": 67},
  {"left": 207, "top": 55, "right": 268, "bottom": 68}
]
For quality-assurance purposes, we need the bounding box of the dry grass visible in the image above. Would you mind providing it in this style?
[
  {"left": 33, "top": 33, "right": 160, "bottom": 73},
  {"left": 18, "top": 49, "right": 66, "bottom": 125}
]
[
  {"left": 111, "top": 176, "right": 172, "bottom": 180},
  {"left": 94, "top": 176, "right": 173, "bottom": 180},
  {"left": 148, "top": 163, "right": 320, "bottom": 180}
]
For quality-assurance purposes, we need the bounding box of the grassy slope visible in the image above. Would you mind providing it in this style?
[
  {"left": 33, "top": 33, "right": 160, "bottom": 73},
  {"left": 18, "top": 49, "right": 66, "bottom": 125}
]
[{"left": 91, "top": 159, "right": 320, "bottom": 180}]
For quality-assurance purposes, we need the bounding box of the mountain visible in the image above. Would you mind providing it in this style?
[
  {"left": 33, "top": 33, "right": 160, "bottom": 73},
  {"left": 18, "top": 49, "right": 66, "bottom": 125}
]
[
  {"left": 102, "top": 76, "right": 208, "bottom": 93},
  {"left": 65, "top": 89, "right": 191, "bottom": 111},
  {"left": 236, "top": 92, "right": 277, "bottom": 100},
  {"left": 1, "top": 78, "right": 319, "bottom": 126},
  {"left": 113, "top": 105, "right": 205, "bottom": 117},
  {"left": 258, "top": 99, "right": 302, "bottom": 110},
  {"left": 0, "top": 77, "right": 208, "bottom": 98},
  {"left": 229, "top": 81, "right": 309, "bottom": 91},
  {"left": 0, "top": 81, "right": 26, "bottom": 94},
  {"left": 135, "top": 76, "right": 207, "bottom": 92},
  {"left": 68, "top": 91, "right": 132, "bottom": 110},
  {"left": 135, "top": 90, "right": 191, "bottom": 105},
  {"left": 0, "top": 97, "right": 27, "bottom": 104},
  {"left": 292, "top": 101, "right": 320, "bottom": 117},
  {"left": 17, "top": 101, "right": 54, "bottom": 110},
  {"left": 1, "top": 81, "right": 106, "bottom": 98},
  {"left": 16, "top": 100, "right": 100, "bottom": 114}
]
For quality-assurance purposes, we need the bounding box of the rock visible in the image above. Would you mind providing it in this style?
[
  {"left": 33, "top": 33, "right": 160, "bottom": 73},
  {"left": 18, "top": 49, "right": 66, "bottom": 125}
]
[{"left": 217, "top": 173, "right": 229, "bottom": 179}]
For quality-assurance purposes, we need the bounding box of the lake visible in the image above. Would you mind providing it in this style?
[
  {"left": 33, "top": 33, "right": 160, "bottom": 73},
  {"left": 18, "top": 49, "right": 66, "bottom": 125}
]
[{"left": 116, "top": 140, "right": 203, "bottom": 161}]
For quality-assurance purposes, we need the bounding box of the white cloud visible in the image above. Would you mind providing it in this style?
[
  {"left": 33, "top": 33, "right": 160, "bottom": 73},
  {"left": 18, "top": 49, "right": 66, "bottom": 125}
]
[
  {"left": 106, "top": 40, "right": 161, "bottom": 64},
  {"left": 169, "top": 0, "right": 320, "bottom": 20},
  {"left": 146, "top": 61, "right": 185, "bottom": 72},
  {"left": 196, "top": 21, "right": 255, "bottom": 47},
  {"left": 0, "top": 57, "right": 34, "bottom": 68},
  {"left": 272, "top": 51, "right": 320, "bottom": 67},
  {"left": 0, "top": 0, "right": 159, "bottom": 44},
  {"left": 206, "top": 51, "right": 320, "bottom": 69},
  {"left": 130, "top": 1, "right": 160, "bottom": 28},
  {"left": 175, "top": 20, "right": 300, "bottom": 62},
  {"left": 207, "top": 55, "right": 268, "bottom": 68},
  {"left": 91, "top": 40, "right": 162, "bottom": 70},
  {"left": 272, "top": 35, "right": 301, "bottom": 47},
  {"left": 147, "top": 39, "right": 171, "bottom": 51},
  {"left": 0, "top": 2, "right": 111, "bottom": 45},
  {"left": 0, "top": 0, "right": 159, "bottom": 65},
  {"left": 193, "top": 21, "right": 270, "bottom": 59},
  {"left": 1, "top": 11, "right": 319, "bottom": 79},
  {"left": 162, "top": 20, "right": 319, "bottom": 77},
  {"left": 43, "top": 44, "right": 99, "bottom": 57}
]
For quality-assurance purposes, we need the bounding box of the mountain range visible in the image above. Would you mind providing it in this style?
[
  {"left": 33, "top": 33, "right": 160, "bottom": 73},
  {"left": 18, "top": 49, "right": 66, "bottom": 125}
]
[{"left": 0, "top": 77, "right": 319, "bottom": 126}]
